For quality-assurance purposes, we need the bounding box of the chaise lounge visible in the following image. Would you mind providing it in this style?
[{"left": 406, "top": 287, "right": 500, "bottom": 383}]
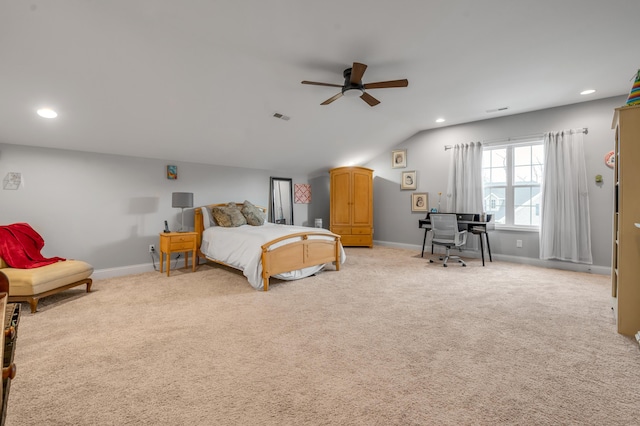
[
  {"left": 0, "top": 223, "right": 93, "bottom": 313},
  {"left": 0, "top": 257, "right": 93, "bottom": 313}
]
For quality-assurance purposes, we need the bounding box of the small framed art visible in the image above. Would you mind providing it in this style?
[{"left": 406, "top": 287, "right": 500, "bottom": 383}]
[
  {"left": 392, "top": 149, "right": 407, "bottom": 168},
  {"left": 401, "top": 170, "right": 417, "bottom": 190},
  {"left": 411, "top": 193, "right": 429, "bottom": 212},
  {"left": 167, "top": 165, "right": 177, "bottom": 180},
  {"left": 294, "top": 183, "right": 311, "bottom": 204},
  {"left": 2, "top": 172, "right": 21, "bottom": 190}
]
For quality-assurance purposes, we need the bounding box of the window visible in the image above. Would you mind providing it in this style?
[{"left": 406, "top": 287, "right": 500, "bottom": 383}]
[{"left": 482, "top": 140, "right": 544, "bottom": 229}]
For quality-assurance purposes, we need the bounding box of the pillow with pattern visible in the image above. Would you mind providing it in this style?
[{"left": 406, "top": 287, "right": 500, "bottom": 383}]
[
  {"left": 241, "top": 200, "right": 266, "bottom": 226},
  {"left": 211, "top": 203, "right": 247, "bottom": 227}
]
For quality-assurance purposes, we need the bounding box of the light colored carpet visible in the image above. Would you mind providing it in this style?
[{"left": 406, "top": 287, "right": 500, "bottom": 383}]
[{"left": 6, "top": 246, "right": 640, "bottom": 425}]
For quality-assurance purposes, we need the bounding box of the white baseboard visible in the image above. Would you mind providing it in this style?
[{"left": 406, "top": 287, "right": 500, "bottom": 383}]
[
  {"left": 92, "top": 256, "right": 204, "bottom": 280},
  {"left": 93, "top": 242, "right": 610, "bottom": 280},
  {"left": 91, "top": 263, "right": 157, "bottom": 280},
  {"left": 373, "top": 240, "right": 610, "bottom": 275}
]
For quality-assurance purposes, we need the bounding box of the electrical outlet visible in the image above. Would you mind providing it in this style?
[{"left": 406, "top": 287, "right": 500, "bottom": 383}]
[
  {"left": 516, "top": 239, "right": 523, "bottom": 248},
  {"left": 149, "top": 244, "right": 155, "bottom": 253}
]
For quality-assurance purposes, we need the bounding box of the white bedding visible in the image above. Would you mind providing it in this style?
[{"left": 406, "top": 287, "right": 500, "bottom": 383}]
[{"left": 200, "top": 223, "right": 346, "bottom": 290}]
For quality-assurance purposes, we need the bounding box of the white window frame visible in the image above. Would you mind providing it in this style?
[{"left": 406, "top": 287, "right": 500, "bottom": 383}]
[{"left": 482, "top": 139, "right": 544, "bottom": 232}]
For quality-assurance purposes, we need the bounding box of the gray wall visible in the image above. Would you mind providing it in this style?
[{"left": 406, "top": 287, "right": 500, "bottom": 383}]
[
  {"left": 308, "top": 175, "right": 331, "bottom": 229},
  {"left": 364, "top": 95, "right": 624, "bottom": 273},
  {"left": 0, "top": 144, "right": 309, "bottom": 276},
  {"left": 0, "top": 95, "right": 622, "bottom": 278}
]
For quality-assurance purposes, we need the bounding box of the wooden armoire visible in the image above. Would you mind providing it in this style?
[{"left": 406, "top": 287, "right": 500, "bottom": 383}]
[
  {"left": 611, "top": 104, "right": 640, "bottom": 337},
  {"left": 329, "top": 166, "right": 373, "bottom": 247}
]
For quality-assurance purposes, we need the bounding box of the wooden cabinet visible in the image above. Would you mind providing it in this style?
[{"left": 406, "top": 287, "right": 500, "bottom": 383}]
[
  {"left": 330, "top": 166, "right": 373, "bottom": 247},
  {"left": 611, "top": 104, "right": 640, "bottom": 336}
]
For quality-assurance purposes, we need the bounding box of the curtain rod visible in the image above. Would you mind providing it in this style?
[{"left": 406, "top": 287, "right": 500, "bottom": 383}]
[{"left": 444, "top": 127, "right": 589, "bottom": 150}]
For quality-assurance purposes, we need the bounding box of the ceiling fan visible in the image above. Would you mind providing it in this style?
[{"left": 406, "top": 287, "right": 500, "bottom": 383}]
[{"left": 301, "top": 62, "right": 408, "bottom": 107}]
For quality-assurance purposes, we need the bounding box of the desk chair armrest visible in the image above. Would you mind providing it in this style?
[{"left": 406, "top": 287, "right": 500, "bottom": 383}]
[{"left": 455, "top": 230, "right": 467, "bottom": 246}]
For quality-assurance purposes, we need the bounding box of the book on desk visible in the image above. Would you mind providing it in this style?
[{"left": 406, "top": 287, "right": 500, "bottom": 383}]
[{"left": 419, "top": 212, "right": 493, "bottom": 266}]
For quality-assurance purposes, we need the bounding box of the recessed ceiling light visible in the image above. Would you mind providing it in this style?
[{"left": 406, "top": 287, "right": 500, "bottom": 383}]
[
  {"left": 37, "top": 108, "right": 57, "bottom": 118},
  {"left": 435, "top": 118, "right": 445, "bottom": 123},
  {"left": 580, "top": 89, "right": 596, "bottom": 95}
]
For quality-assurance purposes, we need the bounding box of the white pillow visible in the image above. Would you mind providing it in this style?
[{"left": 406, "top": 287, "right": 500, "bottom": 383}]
[{"left": 200, "top": 207, "right": 216, "bottom": 229}]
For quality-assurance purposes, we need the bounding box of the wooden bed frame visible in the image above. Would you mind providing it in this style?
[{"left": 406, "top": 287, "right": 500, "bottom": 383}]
[{"left": 194, "top": 203, "right": 342, "bottom": 291}]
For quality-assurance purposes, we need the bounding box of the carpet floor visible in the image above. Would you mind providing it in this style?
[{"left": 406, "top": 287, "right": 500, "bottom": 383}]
[{"left": 6, "top": 246, "right": 640, "bottom": 425}]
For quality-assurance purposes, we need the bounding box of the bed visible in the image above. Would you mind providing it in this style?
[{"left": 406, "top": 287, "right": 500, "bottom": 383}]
[{"left": 194, "top": 202, "right": 345, "bottom": 291}]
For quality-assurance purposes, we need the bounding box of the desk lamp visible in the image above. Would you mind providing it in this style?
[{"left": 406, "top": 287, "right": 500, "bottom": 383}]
[{"left": 172, "top": 192, "right": 193, "bottom": 232}]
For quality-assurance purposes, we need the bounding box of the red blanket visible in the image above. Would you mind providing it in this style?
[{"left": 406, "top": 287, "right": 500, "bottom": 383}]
[{"left": 0, "top": 223, "right": 65, "bottom": 268}]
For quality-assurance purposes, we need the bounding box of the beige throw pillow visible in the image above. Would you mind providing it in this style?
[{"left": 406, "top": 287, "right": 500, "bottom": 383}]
[
  {"left": 241, "top": 200, "right": 266, "bottom": 226},
  {"left": 211, "top": 204, "right": 247, "bottom": 227}
]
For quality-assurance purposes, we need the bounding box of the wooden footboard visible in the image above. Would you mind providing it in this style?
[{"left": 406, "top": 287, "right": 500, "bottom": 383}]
[
  {"left": 260, "top": 231, "right": 341, "bottom": 291},
  {"left": 194, "top": 204, "right": 341, "bottom": 291}
]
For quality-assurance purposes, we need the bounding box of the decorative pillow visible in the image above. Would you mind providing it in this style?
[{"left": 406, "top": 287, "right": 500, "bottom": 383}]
[
  {"left": 211, "top": 204, "right": 247, "bottom": 227},
  {"left": 241, "top": 200, "right": 266, "bottom": 226}
]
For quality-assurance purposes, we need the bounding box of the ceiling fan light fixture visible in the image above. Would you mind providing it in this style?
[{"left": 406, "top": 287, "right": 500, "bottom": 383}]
[
  {"left": 342, "top": 87, "right": 364, "bottom": 97},
  {"left": 301, "top": 62, "right": 408, "bottom": 106}
]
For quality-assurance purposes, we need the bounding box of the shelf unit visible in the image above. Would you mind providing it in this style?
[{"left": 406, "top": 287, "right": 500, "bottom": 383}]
[{"left": 611, "top": 104, "right": 640, "bottom": 336}]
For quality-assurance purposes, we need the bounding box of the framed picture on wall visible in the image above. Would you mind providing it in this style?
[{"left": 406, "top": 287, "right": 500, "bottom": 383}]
[
  {"left": 167, "top": 165, "right": 177, "bottom": 180},
  {"left": 401, "top": 170, "right": 417, "bottom": 190},
  {"left": 392, "top": 149, "right": 407, "bottom": 168},
  {"left": 411, "top": 193, "right": 429, "bottom": 212}
]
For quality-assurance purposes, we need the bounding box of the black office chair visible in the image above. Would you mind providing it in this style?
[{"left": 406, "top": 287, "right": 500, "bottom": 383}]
[{"left": 429, "top": 214, "right": 468, "bottom": 267}]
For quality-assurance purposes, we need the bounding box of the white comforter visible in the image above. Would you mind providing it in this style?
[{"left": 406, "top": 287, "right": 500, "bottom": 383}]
[{"left": 200, "top": 223, "right": 346, "bottom": 290}]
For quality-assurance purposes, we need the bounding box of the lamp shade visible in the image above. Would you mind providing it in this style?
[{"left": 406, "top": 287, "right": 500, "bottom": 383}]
[{"left": 172, "top": 192, "right": 193, "bottom": 208}]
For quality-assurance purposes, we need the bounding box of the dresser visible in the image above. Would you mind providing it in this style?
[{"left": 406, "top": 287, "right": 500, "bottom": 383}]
[
  {"left": 329, "top": 166, "right": 373, "bottom": 247},
  {"left": 611, "top": 104, "right": 640, "bottom": 336}
]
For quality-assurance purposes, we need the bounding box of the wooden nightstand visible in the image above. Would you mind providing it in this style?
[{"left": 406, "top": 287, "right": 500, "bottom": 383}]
[{"left": 159, "top": 232, "right": 197, "bottom": 277}]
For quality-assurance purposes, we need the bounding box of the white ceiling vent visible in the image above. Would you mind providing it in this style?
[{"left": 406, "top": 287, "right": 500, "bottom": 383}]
[{"left": 273, "top": 113, "right": 290, "bottom": 121}]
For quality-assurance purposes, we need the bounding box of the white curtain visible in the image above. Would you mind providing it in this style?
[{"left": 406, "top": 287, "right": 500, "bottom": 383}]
[
  {"left": 446, "top": 142, "right": 483, "bottom": 213},
  {"left": 539, "top": 130, "right": 592, "bottom": 264}
]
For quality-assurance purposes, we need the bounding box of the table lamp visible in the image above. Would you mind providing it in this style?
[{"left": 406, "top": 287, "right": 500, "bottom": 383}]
[{"left": 172, "top": 192, "right": 193, "bottom": 232}]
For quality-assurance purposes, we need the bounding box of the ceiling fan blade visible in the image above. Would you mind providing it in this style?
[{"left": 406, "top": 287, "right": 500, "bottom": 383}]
[
  {"left": 301, "top": 81, "right": 343, "bottom": 88},
  {"left": 364, "top": 79, "right": 409, "bottom": 89},
  {"left": 321, "top": 92, "right": 343, "bottom": 105},
  {"left": 360, "top": 92, "right": 380, "bottom": 107},
  {"left": 350, "top": 62, "right": 367, "bottom": 84}
]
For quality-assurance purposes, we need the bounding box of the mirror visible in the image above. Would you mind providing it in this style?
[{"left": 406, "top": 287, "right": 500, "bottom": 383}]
[{"left": 269, "top": 177, "right": 294, "bottom": 225}]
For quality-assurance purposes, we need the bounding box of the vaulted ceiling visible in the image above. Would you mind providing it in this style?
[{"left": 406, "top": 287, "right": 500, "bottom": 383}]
[{"left": 1, "top": 1, "right": 638, "bottom": 176}]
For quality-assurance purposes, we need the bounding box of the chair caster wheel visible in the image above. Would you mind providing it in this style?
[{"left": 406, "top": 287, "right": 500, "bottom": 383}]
[
  {"left": 429, "top": 260, "right": 434, "bottom": 263},
  {"left": 443, "top": 264, "right": 448, "bottom": 267}
]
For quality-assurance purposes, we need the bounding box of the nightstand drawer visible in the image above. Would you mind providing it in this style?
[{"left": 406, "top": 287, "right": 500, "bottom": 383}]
[
  {"left": 170, "top": 241, "right": 195, "bottom": 251},
  {"left": 170, "top": 235, "right": 195, "bottom": 244}
]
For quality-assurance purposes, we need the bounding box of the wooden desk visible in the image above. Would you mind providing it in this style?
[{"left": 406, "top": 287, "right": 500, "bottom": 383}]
[
  {"left": 159, "top": 232, "right": 197, "bottom": 276},
  {"left": 419, "top": 213, "right": 493, "bottom": 266}
]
